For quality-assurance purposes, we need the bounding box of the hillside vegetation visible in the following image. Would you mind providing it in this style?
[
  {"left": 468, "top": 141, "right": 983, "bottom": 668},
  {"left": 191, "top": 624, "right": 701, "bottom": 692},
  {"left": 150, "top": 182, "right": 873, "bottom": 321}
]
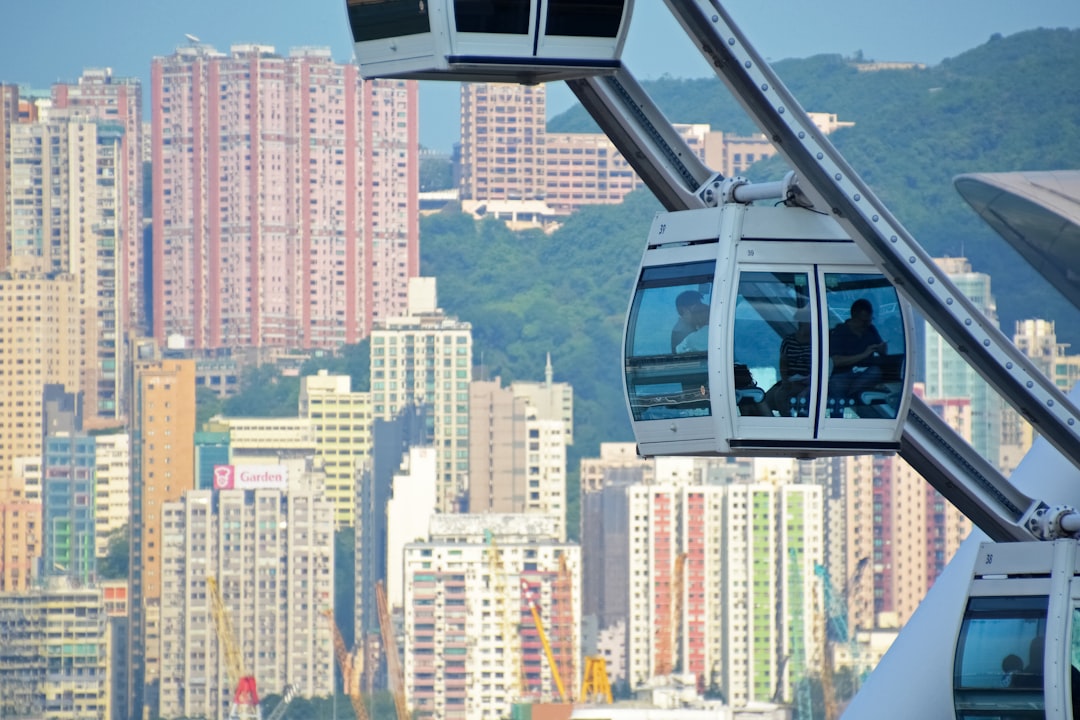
[{"left": 421, "top": 28, "right": 1080, "bottom": 470}]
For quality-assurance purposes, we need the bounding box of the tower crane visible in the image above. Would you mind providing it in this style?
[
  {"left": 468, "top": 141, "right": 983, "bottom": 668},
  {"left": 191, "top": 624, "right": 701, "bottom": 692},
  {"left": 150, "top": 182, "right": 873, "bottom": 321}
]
[
  {"left": 207, "top": 576, "right": 261, "bottom": 720},
  {"left": 324, "top": 609, "right": 369, "bottom": 720},
  {"left": 375, "top": 580, "right": 409, "bottom": 720},
  {"left": 580, "top": 656, "right": 614, "bottom": 704},
  {"left": 520, "top": 579, "right": 569, "bottom": 702}
]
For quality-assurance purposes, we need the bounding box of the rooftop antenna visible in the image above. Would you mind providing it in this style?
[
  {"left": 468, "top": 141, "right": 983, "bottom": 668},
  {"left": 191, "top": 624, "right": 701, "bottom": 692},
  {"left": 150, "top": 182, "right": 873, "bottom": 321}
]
[{"left": 185, "top": 33, "right": 201, "bottom": 44}]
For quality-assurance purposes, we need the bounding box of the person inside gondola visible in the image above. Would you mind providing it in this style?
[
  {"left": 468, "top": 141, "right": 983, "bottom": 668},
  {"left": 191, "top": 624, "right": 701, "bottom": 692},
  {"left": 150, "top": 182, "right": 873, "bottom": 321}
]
[
  {"left": 765, "top": 305, "right": 812, "bottom": 416},
  {"left": 672, "top": 290, "right": 710, "bottom": 353},
  {"left": 829, "top": 297, "right": 887, "bottom": 416}
]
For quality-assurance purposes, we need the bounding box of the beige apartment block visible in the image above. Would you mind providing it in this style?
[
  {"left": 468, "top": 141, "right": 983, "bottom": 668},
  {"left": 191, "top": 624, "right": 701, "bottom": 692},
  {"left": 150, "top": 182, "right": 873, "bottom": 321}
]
[
  {"left": 128, "top": 356, "right": 197, "bottom": 712},
  {"left": 0, "top": 276, "right": 81, "bottom": 591},
  {"left": 299, "top": 371, "right": 373, "bottom": 527},
  {"left": 579, "top": 442, "right": 654, "bottom": 495},
  {"left": 0, "top": 585, "right": 111, "bottom": 720},
  {"left": 460, "top": 83, "right": 547, "bottom": 202}
]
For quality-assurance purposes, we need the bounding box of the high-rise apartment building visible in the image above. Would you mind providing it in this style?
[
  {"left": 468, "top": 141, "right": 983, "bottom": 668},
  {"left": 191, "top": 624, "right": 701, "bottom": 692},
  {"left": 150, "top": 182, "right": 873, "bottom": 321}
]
[
  {"left": 1013, "top": 318, "right": 1080, "bottom": 392},
  {"left": 52, "top": 68, "right": 144, "bottom": 340},
  {"left": 93, "top": 431, "right": 130, "bottom": 558},
  {"left": 1, "top": 90, "right": 127, "bottom": 425},
  {"left": 623, "top": 468, "right": 823, "bottom": 708},
  {"left": 42, "top": 432, "right": 98, "bottom": 586},
  {"left": 0, "top": 586, "right": 111, "bottom": 720},
  {"left": 509, "top": 354, "right": 574, "bottom": 446},
  {"left": 458, "top": 83, "right": 853, "bottom": 217},
  {"left": 158, "top": 485, "right": 335, "bottom": 720},
  {"left": 127, "top": 356, "right": 197, "bottom": 716},
  {"left": 468, "top": 375, "right": 569, "bottom": 537},
  {"left": 299, "top": 371, "right": 373, "bottom": 527},
  {"left": 844, "top": 391, "right": 973, "bottom": 633},
  {"left": 460, "top": 83, "right": 547, "bottom": 202},
  {"left": 151, "top": 44, "right": 418, "bottom": 350},
  {"left": 0, "top": 277, "right": 81, "bottom": 591},
  {"left": 579, "top": 442, "right": 654, "bottom": 494},
  {"left": 357, "top": 404, "right": 431, "bottom": 639},
  {"left": 371, "top": 278, "right": 472, "bottom": 512},
  {"left": 402, "top": 514, "right": 580, "bottom": 720},
  {"left": 924, "top": 257, "right": 1002, "bottom": 465}
]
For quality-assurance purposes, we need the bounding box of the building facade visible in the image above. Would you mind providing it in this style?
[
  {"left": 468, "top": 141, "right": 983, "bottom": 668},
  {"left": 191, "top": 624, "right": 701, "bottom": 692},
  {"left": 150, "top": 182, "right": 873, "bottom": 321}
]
[
  {"left": 468, "top": 375, "right": 569, "bottom": 537},
  {"left": 0, "top": 586, "right": 111, "bottom": 720},
  {"left": 158, "top": 486, "right": 335, "bottom": 720},
  {"left": 127, "top": 356, "right": 197, "bottom": 715},
  {"left": 924, "top": 257, "right": 1001, "bottom": 465},
  {"left": 299, "top": 371, "right": 373, "bottom": 527},
  {"left": 370, "top": 278, "right": 472, "bottom": 513},
  {"left": 402, "top": 514, "right": 580, "bottom": 720},
  {"left": 623, "top": 468, "right": 823, "bottom": 709},
  {"left": 52, "top": 68, "right": 144, "bottom": 340},
  {"left": 151, "top": 44, "right": 418, "bottom": 350}
]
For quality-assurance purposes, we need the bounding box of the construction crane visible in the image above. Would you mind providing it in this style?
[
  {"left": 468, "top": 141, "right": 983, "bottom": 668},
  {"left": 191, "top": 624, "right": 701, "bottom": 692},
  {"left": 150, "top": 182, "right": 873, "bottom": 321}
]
[
  {"left": 484, "top": 530, "right": 521, "bottom": 697},
  {"left": 207, "top": 576, "right": 261, "bottom": 720},
  {"left": 375, "top": 581, "right": 409, "bottom": 720},
  {"left": 324, "top": 609, "right": 369, "bottom": 720},
  {"left": 552, "top": 554, "right": 576, "bottom": 699},
  {"left": 264, "top": 685, "right": 296, "bottom": 720},
  {"left": 520, "top": 579, "right": 569, "bottom": 702},
  {"left": 580, "top": 656, "right": 614, "bottom": 704}
]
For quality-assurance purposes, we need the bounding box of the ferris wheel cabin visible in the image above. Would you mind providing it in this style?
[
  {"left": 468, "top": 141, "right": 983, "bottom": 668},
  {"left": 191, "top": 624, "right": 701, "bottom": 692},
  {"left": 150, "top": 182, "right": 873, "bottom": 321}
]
[
  {"left": 344, "top": 0, "right": 633, "bottom": 82},
  {"left": 624, "top": 200, "right": 914, "bottom": 459}
]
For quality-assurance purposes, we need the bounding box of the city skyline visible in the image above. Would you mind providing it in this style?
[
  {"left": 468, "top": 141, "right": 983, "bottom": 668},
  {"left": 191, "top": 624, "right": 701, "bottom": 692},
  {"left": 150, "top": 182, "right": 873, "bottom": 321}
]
[{"left": 2, "top": 2, "right": 1079, "bottom": 150}]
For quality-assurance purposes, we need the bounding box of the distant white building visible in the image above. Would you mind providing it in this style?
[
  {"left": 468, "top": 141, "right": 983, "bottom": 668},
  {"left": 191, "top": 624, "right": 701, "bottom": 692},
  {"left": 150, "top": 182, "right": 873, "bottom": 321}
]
[
  {"left": 158, "top": 481, "right": 334, "bottom": 720},
  {"left": 403, "top": 514, "right": 581, "bottom": 720}
]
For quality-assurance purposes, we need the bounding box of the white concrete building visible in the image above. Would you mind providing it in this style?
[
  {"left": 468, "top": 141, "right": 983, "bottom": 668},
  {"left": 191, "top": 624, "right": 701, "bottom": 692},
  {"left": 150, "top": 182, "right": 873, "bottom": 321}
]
[
  {"left": 93, "top": 430, "right": 130, "bottom": 557},
  {"left": 371, "top": 278, "right": 472, "bottom": 512},
  {"left": 403, "top": 514, "right": 580, "bottom": 720},
  {"left": 157, "top": 483, "right": 334, "bottom": 720}
]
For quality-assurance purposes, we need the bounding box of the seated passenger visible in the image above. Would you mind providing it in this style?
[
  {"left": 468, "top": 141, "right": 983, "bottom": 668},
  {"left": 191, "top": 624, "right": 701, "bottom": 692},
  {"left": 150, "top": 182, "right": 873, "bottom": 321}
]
[
  {"left": 829, "top": 298, "right": 886, "bottom": 416},
  {"left": 672, "top": 291, "right": 710, "bottom": 353},
  {"left": 765, "top": 306, "right": 812, "bottom": 417}
]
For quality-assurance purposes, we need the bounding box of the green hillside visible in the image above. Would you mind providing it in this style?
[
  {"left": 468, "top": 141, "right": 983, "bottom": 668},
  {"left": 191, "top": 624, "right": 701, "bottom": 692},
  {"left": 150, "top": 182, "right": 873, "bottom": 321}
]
[{"left": 421, "top": 28, "right": 1080, "bottom": 470}]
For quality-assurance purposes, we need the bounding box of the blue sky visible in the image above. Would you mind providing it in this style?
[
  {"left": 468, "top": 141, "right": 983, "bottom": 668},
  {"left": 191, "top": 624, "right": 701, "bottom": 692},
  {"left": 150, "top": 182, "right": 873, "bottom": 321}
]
[{"left": 2, "top": 1, "right": 1078, "bottom": 151}]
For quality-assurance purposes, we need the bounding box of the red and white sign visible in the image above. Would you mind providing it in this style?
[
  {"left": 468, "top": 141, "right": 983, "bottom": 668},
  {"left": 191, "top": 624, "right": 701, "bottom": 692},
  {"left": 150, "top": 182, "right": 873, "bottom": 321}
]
[
  {"left": 212, "top": 464, "right": 288, "bottom": 491},
  {"left": 213, "top": 464, "right": 235, "bottom": 490}
]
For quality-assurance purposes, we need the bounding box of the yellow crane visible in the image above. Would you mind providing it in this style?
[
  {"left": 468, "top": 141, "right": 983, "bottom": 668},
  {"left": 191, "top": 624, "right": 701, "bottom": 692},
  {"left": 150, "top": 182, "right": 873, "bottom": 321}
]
[
  {"left": 324, "top": 609, "right": 369, "bottom": 720},
  {"left": 207, "top": 576, "right": 261, "bottom": 720},
  {"left": 520, "top": 579, "right": 569, "bottom": 702},
  {"left": 580, "top": 656, "right": 613, "bottom": 704},
  {"left": 376, "top": 580, "right": 409, "bottom": 720}
]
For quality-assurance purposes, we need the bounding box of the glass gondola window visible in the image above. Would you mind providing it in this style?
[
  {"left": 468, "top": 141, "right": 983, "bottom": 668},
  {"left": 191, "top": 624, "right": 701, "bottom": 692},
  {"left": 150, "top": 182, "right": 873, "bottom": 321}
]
[
  {"left": 953, "top": 595, "right": 1047, "bottom": 718},
  {"left": 347, "top": 0, "right": 431, "bottom": 42},
  {"left": 732, "top": 271, "right": 811, "bottom": 417},
  {"left": 454, "top": 0, "right": 531, "bottom": 34},
  {"left": 545, "top": 0, "right": 625, "bottom": 38},
  {"left": 625, "top": 261, "right": 715, "bottom": 422},
  {"left": 823, "top": 273, "right": 906, "bottom": 420}
]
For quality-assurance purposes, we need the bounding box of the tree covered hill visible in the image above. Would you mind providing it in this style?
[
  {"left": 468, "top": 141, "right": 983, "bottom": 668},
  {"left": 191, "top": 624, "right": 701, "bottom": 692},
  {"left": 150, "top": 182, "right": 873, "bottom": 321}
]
[{"left": 422, "top": 28, "right": 1080, "bottom": 465}]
